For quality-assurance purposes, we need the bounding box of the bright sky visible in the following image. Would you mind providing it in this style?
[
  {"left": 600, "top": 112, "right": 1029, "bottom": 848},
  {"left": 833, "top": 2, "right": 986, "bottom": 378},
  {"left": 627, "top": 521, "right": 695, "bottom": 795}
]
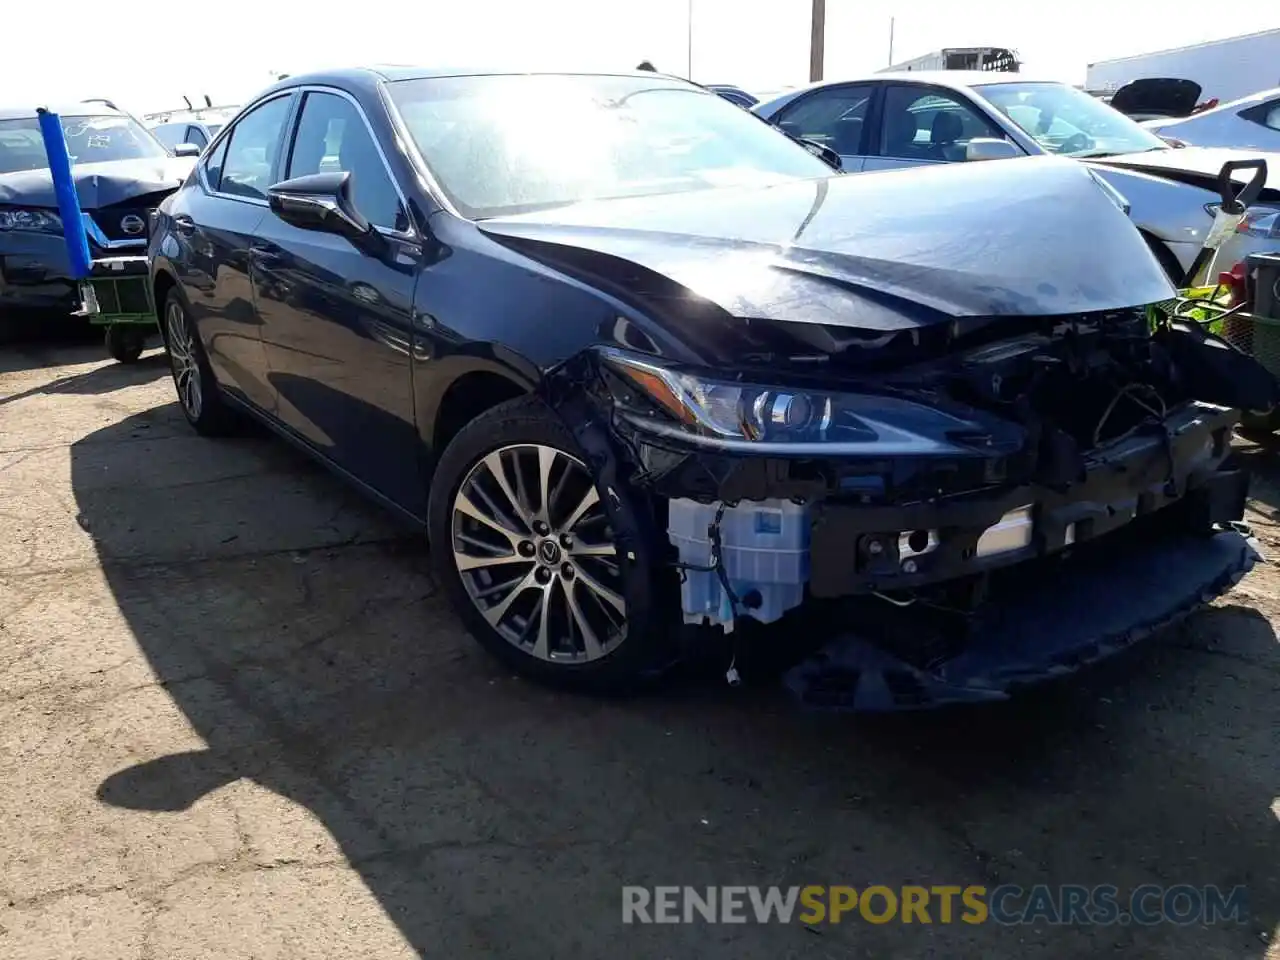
[{"left": 4, "top": 0, "right": 1280, "bottom": 115}]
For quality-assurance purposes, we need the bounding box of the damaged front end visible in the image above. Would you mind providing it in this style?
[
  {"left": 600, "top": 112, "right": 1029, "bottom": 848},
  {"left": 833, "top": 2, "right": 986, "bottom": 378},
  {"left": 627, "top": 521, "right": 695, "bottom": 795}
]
[{"left": 547, "top": 306, "right": 1272, "bottom": 709}]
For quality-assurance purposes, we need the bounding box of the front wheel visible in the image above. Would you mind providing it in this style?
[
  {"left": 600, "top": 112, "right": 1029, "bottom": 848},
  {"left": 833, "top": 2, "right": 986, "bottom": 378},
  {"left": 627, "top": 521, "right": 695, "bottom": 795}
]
[{"left": 427, "top": 396, "right": 667, "bottom": 691}]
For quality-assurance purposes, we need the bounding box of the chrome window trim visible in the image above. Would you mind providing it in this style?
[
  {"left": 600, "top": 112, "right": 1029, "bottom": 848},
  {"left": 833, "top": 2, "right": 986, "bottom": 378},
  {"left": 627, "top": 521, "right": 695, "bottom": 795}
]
[{"left": 376, "top": 79, "right": 467, "bottom": 222}]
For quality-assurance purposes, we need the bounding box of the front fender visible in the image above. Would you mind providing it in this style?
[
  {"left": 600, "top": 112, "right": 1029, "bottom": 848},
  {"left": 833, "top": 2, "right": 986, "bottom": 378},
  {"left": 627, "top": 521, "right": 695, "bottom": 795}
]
[{"left": 1089, "top": 165, "right": 1216, "bottom": 247}]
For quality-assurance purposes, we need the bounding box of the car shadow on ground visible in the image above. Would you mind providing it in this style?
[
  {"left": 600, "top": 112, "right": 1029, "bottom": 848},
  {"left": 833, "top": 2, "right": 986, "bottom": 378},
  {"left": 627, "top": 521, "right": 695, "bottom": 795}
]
[
  {"left": 76, "top": 407, "right": 1279, "bottom": 959},
  {"left": 1233, "top": 437, "right": 1280, "bottom": 520},
  {"left": 0, "top": 317, "right": 123, "bottom": 371},
  {"left": 0, "top": 352, "right": 170, "bottom": 406}
]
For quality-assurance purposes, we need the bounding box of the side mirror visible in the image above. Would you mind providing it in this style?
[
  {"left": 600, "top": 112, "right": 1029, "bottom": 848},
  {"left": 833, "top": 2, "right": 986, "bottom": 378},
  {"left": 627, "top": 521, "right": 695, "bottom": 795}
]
[
  {"left": 965, "top": 138, "right": 1019, "bottom": 162},
  {"left": 173, "top": 143, "right": 202, "bottom": 158},
  {"left": 267, "top": 171, "right": 386, "bottom": 256}
]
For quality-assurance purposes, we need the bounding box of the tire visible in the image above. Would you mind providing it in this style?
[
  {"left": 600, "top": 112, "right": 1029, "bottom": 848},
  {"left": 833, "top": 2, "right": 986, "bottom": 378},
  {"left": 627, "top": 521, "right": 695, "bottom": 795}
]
[
  {"left": 1143, "top": 233, "right": 1187, "bottom": 287},
  {"left": 427, "top": 395, "right": 668, "bottom": 692},
  {"left": 161, "top": 288, "right": 237, "bottom": 436},
  {"left": 104, "top": 325, "right": 146, "bottom": 363}
]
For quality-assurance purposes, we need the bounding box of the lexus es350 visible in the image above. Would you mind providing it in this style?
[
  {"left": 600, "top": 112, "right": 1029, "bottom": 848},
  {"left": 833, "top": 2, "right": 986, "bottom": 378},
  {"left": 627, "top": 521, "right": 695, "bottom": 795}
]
[{"left": 148, "top": 67, "right": 1265, "bottom": 708}]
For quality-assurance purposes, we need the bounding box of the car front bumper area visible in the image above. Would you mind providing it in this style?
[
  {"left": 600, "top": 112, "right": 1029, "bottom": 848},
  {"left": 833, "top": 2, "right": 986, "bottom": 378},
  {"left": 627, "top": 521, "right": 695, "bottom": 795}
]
[
  {"left": 0, "top": 232, "right": 83, "bottom": 314},
  {"left": 805, "top": 401, "right": 1244, "bottom": 598},
  {"left": 606, "top": 398, "right": 1257, "bottom": 709},
  {"left": 783, "top": 524, "right": 1258, "bottom": 711}
]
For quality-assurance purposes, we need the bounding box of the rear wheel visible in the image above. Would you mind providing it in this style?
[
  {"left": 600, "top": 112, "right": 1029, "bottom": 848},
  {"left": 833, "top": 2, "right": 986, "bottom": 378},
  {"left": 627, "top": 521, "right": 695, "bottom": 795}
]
[
  {"left": 163, "top": 290, "right": 237, "bottom": 436},
  {"left": 428, "top": 395, "right": 666, "bottom": 691}
]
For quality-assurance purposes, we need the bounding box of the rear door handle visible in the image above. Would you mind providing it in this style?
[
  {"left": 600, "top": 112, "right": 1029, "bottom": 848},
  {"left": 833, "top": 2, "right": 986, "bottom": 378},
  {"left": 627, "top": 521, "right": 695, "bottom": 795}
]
[{"left": 174, "top": 214, "right": 196, "bottom": 237}]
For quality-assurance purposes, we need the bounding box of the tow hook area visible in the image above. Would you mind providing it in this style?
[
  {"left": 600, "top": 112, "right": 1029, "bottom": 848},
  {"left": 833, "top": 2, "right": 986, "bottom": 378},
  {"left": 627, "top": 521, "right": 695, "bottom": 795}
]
[{"left": 782, "top": 526, "right": 1260, "bottom": 712}]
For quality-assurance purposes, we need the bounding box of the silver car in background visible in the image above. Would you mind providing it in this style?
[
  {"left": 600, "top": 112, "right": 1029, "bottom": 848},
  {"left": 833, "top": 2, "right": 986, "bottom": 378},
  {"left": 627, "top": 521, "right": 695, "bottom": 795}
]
[
  {"left": 145, "top": 105, "right": 240, "bottom": 155},
  {"left": 1144, "top": 87, "right": 1280, "bottom": 152},
  {"left": 755, "top": 72, "right": 1280, "bottom": 282}
]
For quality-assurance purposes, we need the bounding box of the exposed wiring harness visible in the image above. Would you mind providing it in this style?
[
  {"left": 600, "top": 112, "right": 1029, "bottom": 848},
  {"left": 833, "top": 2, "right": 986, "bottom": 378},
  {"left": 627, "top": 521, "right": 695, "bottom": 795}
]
[
  {"left": 1091, "top": 381, "right": 1168, "bottom": 448},
  {"left": 669, "top": 502, "right": 744, "bottom": 685}
]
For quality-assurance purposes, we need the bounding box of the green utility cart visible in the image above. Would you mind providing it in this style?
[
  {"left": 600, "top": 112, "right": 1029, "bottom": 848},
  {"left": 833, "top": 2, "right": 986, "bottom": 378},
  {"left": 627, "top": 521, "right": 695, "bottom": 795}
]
[{"left": 76, "top": 254, "right": 156, "bottom": 364}]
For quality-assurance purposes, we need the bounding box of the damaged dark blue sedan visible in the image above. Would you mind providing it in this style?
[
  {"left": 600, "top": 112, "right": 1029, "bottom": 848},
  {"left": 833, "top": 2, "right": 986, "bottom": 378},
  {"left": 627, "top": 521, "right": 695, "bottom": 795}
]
[
  {"left": 1, "top": 102, "right": 196, "bottom": 319},
  {"left": 148, "top": 67, "right": 1270, "bottom": 709}
]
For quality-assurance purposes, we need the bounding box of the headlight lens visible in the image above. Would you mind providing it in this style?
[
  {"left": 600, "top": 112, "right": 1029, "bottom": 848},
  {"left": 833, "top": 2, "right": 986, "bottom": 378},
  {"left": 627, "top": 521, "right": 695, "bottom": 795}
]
[
  {"left": 0, "top": 207, "right": 64, "bottom": 234},
  {"left": 604, "top": 350, "right": 995, "bottom": 451},
  {"left": 1205, "top": 203, "right": 1280, "bottom": 238}
]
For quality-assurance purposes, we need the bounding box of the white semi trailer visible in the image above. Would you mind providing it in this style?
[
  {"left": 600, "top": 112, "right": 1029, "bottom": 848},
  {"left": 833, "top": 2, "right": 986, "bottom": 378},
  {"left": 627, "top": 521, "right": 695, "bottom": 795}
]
[
  {"left": 880, "top": 47, "right": 1020, "bottom": 74},
  {"left": 1086, "top": 29, "right": 1280, "bottom": 103}
]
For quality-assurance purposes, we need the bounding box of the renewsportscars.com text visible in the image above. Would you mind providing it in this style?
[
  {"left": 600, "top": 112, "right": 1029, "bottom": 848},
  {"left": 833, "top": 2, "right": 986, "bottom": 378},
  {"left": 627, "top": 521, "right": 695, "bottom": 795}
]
[{"left": 622, "top": 884, "right": 1248, "bottom": 926}]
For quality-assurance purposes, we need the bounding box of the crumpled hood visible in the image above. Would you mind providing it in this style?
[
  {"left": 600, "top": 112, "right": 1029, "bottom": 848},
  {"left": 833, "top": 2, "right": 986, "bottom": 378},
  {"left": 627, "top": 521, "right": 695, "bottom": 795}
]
[
  {"left": 479, "top": 155, "right": 1174, "bottom": 331},
  {"left": 0, "top": 156, "right": 195, "bottom": 209}
]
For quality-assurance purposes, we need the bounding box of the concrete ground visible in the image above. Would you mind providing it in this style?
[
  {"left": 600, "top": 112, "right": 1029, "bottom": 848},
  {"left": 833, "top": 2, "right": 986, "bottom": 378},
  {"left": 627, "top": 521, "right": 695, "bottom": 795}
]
[{"left": 1, "top": 338, "right": 1277, "bottom": 960}]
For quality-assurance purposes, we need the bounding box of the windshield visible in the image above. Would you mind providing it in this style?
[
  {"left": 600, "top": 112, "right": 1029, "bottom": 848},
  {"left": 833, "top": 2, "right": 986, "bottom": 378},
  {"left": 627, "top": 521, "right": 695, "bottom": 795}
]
[
  {"left": 975, "top": 81, "right": 1169, "bottom": 158},
  {"left": 0, "top": 114, "right": 168, "bottom": 174},
  {"left": 387, "top": 74, "right": 834, "bottom": 218}
]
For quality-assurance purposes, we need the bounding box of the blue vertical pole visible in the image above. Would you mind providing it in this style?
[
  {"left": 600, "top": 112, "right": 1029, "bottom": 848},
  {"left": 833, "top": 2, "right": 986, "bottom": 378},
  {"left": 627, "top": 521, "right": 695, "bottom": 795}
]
[{"left": 36, "top": 108, "right": 91, "bottom": 280}]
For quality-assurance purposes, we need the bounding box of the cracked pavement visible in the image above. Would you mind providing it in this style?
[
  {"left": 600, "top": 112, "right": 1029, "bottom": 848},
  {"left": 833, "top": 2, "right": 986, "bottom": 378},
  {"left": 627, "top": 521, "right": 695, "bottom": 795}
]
[{"left": 1, "top": 339, "right": 1277, "bottom": 959}]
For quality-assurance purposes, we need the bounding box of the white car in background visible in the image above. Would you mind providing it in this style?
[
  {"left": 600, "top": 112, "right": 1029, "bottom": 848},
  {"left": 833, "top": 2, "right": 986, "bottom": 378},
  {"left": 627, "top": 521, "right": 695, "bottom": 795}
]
[
  {"left": 145, "top": 105, "right": 239, "bottom": 155},
  {"left": 1145, "top": 87, "right": 1280, "bottom": 151},
  {"left": 754, "top": 72, "right": 1280, "bottom": 283}
]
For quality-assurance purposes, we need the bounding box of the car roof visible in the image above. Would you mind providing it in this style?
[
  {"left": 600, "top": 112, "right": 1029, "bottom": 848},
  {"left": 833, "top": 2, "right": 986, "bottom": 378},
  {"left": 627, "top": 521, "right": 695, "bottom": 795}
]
[
  {"left": 256, "top": 65, "right": 700, "bottom": 99},
  {"left": 764, "top": 71, "right": 1058, "bottom": 101},
  {"left": 149, "top": 113, "right": 234, "bottom": 127},
  {"left": 0, "top": 102, "right": 126, "bottom": 121}
]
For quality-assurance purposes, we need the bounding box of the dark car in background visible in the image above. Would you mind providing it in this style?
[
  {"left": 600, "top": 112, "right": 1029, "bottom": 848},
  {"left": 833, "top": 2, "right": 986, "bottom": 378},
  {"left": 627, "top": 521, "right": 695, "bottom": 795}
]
[
  {"left": 1, "top": 101, "right": 197, "bottom": 318},
  {"left": 706, "top": 84, "right": 759, "bottom": 109},
  {"left": 148, "top": 67, "right": 1262, "bottom": 706},
  {"left": 1107, "top": 77, "right": 1204, "bottom": 123}
]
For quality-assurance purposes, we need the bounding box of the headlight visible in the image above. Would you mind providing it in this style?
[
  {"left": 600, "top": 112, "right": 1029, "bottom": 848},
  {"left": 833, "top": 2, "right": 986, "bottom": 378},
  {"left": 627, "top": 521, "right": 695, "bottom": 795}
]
[
  {"left": 0, "top": 207, "right": 64, "bottom": 234},
  {"left": 1206, "top": 203, "right": 1280, "bottom": 239},
  {"left": 603, "top": 350, "right": 1004, "bottom": 453}
]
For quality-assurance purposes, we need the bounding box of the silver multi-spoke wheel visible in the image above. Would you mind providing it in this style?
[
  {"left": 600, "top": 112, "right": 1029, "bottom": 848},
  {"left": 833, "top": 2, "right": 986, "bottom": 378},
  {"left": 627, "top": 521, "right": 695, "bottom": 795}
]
[
  {"left": 165, "top": 301, "right": 202, "bottom": 420},
  {"left": 451, "top": 443, "right": 626, "bottom": 664}
]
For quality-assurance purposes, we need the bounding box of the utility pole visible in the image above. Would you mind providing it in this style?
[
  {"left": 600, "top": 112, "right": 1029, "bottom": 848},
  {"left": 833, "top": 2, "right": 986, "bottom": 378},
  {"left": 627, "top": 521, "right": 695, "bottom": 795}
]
[
  {"left": 888, "top": 16, "right": 895, "bottom": 67},
  {"left": 687, "top": 0, "right": 694, "bottom": 79},
  {"left": 809, "top": 0, "right": 825, "bottom": 82}
]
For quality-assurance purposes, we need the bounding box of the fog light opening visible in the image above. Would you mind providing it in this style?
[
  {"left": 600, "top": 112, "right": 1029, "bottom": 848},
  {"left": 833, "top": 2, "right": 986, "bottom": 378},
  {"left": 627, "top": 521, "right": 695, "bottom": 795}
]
[{"left": 898, "top": 528, "right": 939, "bottom": 560}]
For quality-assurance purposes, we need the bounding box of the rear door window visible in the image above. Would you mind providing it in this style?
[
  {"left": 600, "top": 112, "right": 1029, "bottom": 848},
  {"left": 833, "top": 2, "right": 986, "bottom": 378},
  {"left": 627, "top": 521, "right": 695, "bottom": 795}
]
[
  {"left": 773, "top": 84, "right": 875, "bottom": 157},
  {"left": 219, "top": 95, "right": 294, "bottom": 200},
  {"left": 203, "top": 136, "right": 229, "bottom": 190},
  {"left": 1241, "top": 97, "right": 1280, "bottom": 132}
]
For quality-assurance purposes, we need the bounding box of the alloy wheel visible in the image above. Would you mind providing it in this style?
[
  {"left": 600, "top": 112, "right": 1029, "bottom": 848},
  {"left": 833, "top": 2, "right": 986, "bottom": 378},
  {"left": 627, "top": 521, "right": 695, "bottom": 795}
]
[
  {"left": 451, "top": 443, "right": 626, "bottom": 663},
  {"left": 165, "top": 301, "right": 203, "bottom": 420}
]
